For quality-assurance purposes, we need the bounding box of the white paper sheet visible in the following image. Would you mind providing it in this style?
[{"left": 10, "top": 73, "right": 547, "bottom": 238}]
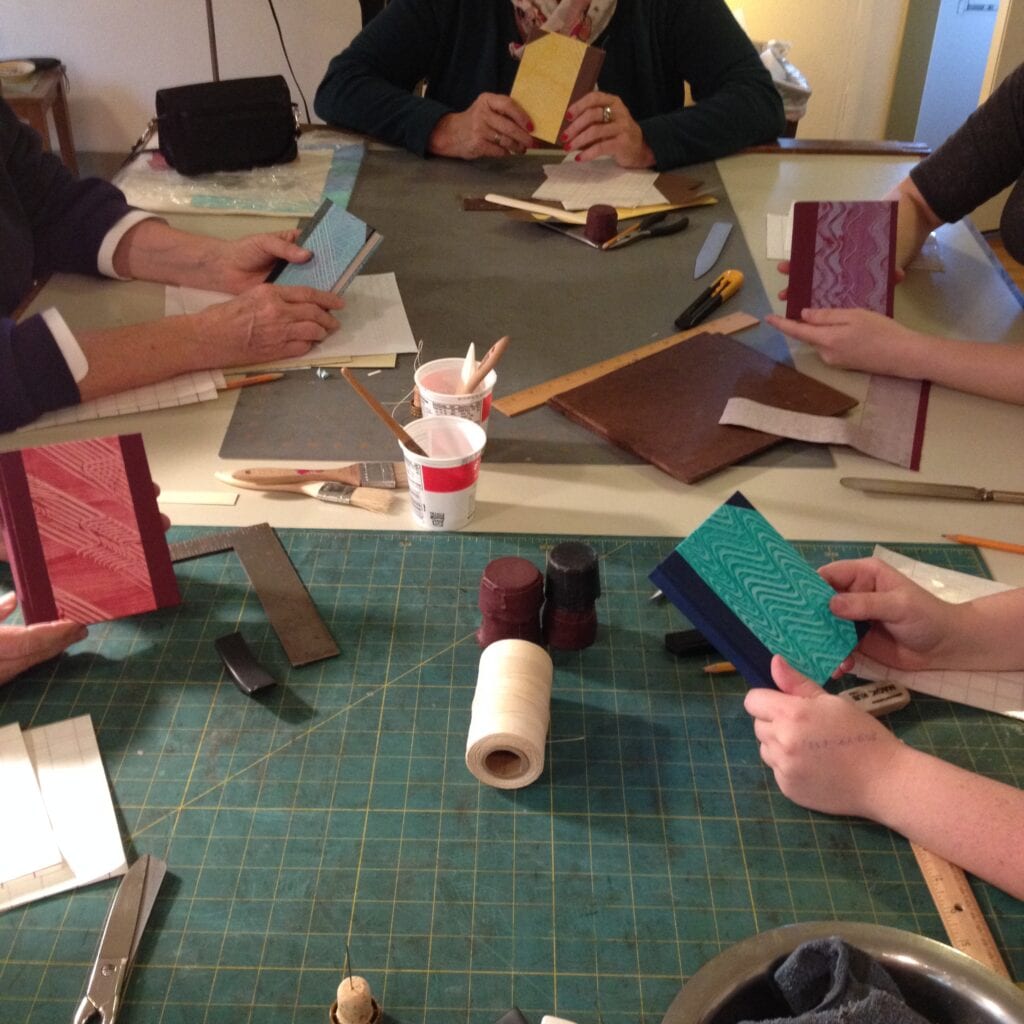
[
  {"left": 0, "top": 724, "right": 62, "bottom": 883},
  {"left": 851, "top": 547, "right": 1024, "bottom": 720},
  {"left": 168, "top": 271, "right": 418, "bottom": 372},
  {"left": 534, "top": 155, "right": 665, "bottom": 210},
  {"left": 0, "top": 715, "right": 127, "bottom": 911}
]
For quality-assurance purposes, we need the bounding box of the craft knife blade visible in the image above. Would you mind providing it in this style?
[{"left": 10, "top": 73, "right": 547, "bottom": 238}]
[
  {"left": 840, "top": 477, "right": 1024, "bottom": 503},
  {"left": 693, "top": 221, "right": 733, "bottom": 278}
]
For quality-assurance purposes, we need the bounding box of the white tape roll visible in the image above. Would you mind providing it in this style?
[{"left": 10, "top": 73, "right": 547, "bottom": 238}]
[{"left": 465, "top": 639, "right": 553, "bottom": 789}]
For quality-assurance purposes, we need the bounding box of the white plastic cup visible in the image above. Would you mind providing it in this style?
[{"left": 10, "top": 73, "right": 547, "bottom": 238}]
[
  {"left": 398, "top": 415, "right": 487, "bottom": 531},
  {"left": 414, "top": 357, "right": 497, "bottom": 432}
]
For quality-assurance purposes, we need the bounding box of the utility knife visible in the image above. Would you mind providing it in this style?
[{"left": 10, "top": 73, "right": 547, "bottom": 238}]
[{"left": 840, "top": 477, "right": 1024, "bottom": 503}]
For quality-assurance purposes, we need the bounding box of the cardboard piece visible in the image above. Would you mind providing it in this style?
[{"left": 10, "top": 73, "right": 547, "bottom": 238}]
[
  {"left": 547, "top": 332, "right": 858, "bottom": 483},
  {"left": 785, "top": 200, "right": 897, "bottom": 319},
  {"left": 0, "top": 434, "right": 180, "bottom": 624},
  {"left": 649, "top": 492, "right": 867, "bottom": 688},
  {"left": 510, "top": 31, "right": 605, "bottom": 145}
]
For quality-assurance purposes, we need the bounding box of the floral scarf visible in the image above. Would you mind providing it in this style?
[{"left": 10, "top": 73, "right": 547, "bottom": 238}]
[{"left": 509, "top": 0, "right": 617, "bottom": 58}]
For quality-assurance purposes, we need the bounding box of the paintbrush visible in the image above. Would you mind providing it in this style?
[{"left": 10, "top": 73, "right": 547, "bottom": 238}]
[
  {"left": 341, "top": 368, "right": 429, "bottom": 457},
  {"left": 458, "top": 336, "right": 509, "bottom": 395},
  {"left": 214, "top": 472, "right": 393, "bottom": 514},
  {"left": 228, "top": 463, "right": 407, "bottom": 489}
]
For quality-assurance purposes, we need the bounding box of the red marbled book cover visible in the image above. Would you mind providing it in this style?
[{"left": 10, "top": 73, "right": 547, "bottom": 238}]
[
  {"left": 0, "top": 434, "right": 179, "bottom": 624},
  {"left": 786, "top": 200, "right": 897, "bottom": 320}
]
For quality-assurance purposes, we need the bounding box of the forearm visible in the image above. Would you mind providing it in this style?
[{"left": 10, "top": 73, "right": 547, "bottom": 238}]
[
  {"left": 870, "top": 744, "right": 1024, "bottom": 899},
  {"left": 886, "top": 178, "right": 942, "bottom": 270},
  {"left": 895, "top": 332, "right": 1024, "bottom": 404},
  {"left": 76, "top": 316, "right": 207, "bottom": 401},
  {"left": 939, "top": 590, "right": 1024, "bottom": 670},
  {"left": 111, "top": 220, "right": 233, "bottom": 291}
]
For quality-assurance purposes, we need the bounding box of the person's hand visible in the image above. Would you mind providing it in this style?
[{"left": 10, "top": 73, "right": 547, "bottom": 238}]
[
  {"left": 428, "top": 94, "right": 534, "bottom": 159},
  {"left": 191, "top": 283, "right": 344, "bottom": 368},
  {"left": 562, "top": 92, "right": 654, "bottom": 169},
  {"left": 0, "top": 592, "right": 88, "bottom": 686},
  {"left": 764, "top": 307, "right": 930, "bottom": 378},
  {"left": 821, "top": 558, "right": 960, "bottom": 672},
  {"left": 744, "top": 655, "right": 905, "bottom": 817},
  {"left": 204, "top": 230, "right": 319, "bottom": 294}
]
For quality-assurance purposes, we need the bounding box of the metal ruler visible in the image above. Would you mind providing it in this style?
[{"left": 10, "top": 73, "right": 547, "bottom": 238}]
[
  {"left": 911, "top": 841, "right": 1011, "bottom": 979},
  {"left": 169, "top": 523, "right": 339, "bottom": 667},
  {"left": 492, "top": 311, "right": 759, "bottom": 417}
]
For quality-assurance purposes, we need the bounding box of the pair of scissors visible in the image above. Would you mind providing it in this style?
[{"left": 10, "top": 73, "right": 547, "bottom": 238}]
[
  {"left": 73, "top": 854, "right": 167, "bottom": 1024},
  {"left": 601, "top": 211, "right": 690, "bottom": 250}
]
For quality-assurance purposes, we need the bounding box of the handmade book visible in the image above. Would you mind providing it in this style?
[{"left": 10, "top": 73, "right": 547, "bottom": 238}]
[
  {"left": 510, "top": 31, "right": 605, "bottom": 145},
  {"left": 785, "top": 200, "right": 898, "bottom": 320},
  {"left": 649, "top": 492, "right": 868, "bottom": 688},
  {"left": 547, "top": 332, "right": 858, "bottom": 484},
  {"left": 267, "top": 197, "right": 382, "bottom": 295},
  {"left": 0, "top": 434, "right": 180, "bottom": 624}
]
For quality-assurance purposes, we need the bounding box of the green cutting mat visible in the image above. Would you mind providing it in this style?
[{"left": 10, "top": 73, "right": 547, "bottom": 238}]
[{"left": 1, "top": 530, "right": 1021, "bottom": 1024}]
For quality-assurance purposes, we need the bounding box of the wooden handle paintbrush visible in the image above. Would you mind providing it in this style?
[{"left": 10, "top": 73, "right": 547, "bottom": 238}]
[
  {"left": 341, "top": 367, "right": 428, "bottom": 457},
  {"left": 229, "top": 463, "right": 407, "bottom": 489},
  {"left": 215, "top": 473, "right": 393, "bottom": 514},
  {"left": 458, "top": 336, "right": 510, "bottom": 395}
]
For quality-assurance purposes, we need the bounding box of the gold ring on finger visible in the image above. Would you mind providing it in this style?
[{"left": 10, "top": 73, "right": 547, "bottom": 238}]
[{"left": 601, "top": 105, "right": 613, "bottom": 124}]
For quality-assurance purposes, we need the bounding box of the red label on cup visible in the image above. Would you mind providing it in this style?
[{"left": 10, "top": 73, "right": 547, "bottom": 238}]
[
  {"left": 481, "top": 393, "right": 492, "bottom": 422},
  {"left": 422, "top": 457, "right": 481, "bottom": 493}
]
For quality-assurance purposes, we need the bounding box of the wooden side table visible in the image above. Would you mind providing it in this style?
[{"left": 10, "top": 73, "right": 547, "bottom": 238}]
[{"left": 2, "top": 65, "right": 78, "bottom": 175}]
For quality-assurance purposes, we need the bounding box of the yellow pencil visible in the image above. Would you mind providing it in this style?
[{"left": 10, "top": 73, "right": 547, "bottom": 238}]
[
  {"left": 221, "top": 372, "right": 285, "bottom": 390},
  {"left": 703, "top": 661, "right": 737, "bottom": 674},
  {"left": 942, "top": 533, "right": 1024, "bottom": 556}
]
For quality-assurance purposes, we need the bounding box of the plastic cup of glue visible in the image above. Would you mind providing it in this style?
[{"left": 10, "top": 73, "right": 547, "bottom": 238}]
[
  {"left": 398, "top": 415, "right": 487, "bottom": 531},
  {"left": 414, "top": 358, "right": 497, "bottom": 432}
]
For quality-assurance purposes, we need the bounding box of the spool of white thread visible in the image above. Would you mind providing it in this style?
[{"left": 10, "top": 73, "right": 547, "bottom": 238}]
[{"left": 465, "top": 639, "right": 553, "bottom": 789}]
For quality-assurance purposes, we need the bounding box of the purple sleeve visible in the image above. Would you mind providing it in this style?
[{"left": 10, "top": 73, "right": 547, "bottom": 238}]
[
  {"left": 2, "top": 100, "right": 133, "bottom": 280},
  {"left": 0, "top": 314, "right": 80, "bottom": 432}
]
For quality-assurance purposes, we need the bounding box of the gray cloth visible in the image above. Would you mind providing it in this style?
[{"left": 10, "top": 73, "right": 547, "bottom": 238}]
[
  {"left": 910, "top": 63, "right": 1024, "bottom": 265},
  {"left": 740, "top": 937, "right": 933, "bottom": 1024}
]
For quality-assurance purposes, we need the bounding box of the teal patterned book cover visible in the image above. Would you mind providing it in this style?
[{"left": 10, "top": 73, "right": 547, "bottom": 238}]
[
  {"left": 650, "top": 492, "right": 865, "bottom": 686},
  {"left": 268, "top": 197, "right": 382, "bottom": 294}
]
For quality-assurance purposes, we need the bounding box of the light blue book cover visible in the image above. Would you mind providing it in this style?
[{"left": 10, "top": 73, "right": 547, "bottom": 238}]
[{"left": 269, "top": 197, "right": 381, "bottom": 294}]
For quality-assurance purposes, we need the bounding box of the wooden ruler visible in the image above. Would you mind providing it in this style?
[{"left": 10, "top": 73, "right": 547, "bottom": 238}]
[
  {"left": 492, "top": 311, "right": 759, "bottom": 416},
  {"left": 170, "top": 523, "right": 339, "bottom": 667},
  {"left": 911, "top": 841, "right": 1011, "bottom": 979}
]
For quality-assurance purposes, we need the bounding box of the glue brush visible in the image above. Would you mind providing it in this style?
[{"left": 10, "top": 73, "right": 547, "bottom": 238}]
[
  {"left": 228, "top": 463, "right": 407, "bottom": 489},
  {"left": 214, "top": 472, "right": 394, "bottom": 514}
]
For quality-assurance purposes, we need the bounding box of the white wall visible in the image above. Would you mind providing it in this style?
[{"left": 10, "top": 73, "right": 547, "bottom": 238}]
[
  {"left": 0, "top": 0, "right": 360, "bottom": 151},
  {"left": 2, "top": 0, "right": 907, "bottom": 151},
  {"left": 729, "top": 1, "right": 909, "bottom": 139}
]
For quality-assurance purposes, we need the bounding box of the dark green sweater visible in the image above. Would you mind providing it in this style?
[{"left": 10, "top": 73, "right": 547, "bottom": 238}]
[{"left": 314, "top": 0, "right": 784, "bottom": 170}]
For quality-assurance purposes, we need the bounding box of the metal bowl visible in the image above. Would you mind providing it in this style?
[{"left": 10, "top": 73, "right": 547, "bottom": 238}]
[{"left": 662, "top": 921, "right": 1024, "bottom": 1024}]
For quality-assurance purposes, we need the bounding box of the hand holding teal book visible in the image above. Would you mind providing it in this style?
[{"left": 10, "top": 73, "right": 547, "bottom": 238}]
[
  {"left": 650, "top": 492, "right": 867, "bottom": 687},
  {"left": 266, "top": 197, "right": 382, "bottom": 295}
]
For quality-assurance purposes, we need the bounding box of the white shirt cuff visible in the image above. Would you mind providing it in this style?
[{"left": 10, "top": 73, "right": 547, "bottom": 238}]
[
  {"left": 40, "top": 308, "right": 89, "bottom": 384},
  {"left": 98, "top": 210, "right": 161, "bottom": 279}
]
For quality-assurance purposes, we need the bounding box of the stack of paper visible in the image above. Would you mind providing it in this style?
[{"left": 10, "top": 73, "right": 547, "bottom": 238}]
[
  {"left": 534, "top": 155, "right": 666, "bottom": 210},
  {"left": 166, "top": 271, "right": 418, "bottom": 373},
  {"left": 0, "top": 716, "right": 127, "bottom": 911}
]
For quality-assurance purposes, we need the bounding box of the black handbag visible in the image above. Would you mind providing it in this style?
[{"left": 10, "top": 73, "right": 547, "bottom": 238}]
[{"left": 155, "top": 75, "right": 299, "bottom": 176}]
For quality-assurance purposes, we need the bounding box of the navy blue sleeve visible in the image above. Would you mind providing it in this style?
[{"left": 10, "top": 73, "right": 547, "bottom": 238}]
[{"left": 0, "top": 315, "right": 80, "bottom": 432}]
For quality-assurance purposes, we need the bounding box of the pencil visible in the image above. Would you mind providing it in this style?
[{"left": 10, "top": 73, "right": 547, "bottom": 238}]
[
  {"left": 942, "top": 533, "right": 1024, "bottom": 556},
  {"left": 221, "top": 372, "right": 284, "bottom": 390},
  {"left": 703, "top": 661, "right": 737, "bottom": 674}
]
